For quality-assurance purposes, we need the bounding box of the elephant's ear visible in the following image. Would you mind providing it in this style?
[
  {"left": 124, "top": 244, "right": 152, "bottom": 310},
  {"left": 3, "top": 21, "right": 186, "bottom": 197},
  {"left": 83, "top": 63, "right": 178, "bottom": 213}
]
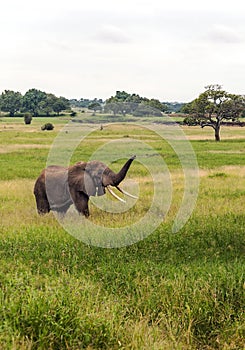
[
  {"left": 84, "top": 161, "right": 107, "bottom": 184},
  {"left": 68, "top": 162, "right": 97, "bottom": 196}
]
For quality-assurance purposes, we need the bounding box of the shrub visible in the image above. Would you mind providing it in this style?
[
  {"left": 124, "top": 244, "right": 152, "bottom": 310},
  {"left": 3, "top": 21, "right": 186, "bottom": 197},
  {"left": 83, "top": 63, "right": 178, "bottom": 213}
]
[
  {"left": 41, "top": 123, "right": 54, "bottom": 131},
  {"left": 24, "top": 114, "right": 32, "bottom": 125}
]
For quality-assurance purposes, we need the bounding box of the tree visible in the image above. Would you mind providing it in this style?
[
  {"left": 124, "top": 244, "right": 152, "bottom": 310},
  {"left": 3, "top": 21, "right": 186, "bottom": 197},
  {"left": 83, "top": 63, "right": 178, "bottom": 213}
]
[
  {"left": 53, "top": 96, "right": 70, "bottom": 115},
  {"left": 180, "top": 102, "right": 193, "bottom": 114},
  {"left": 52, "top": 96, "right": 70, "bottom": 115},
  {"left": 184, "top": 85, "right": 245, "bottom": 141},
  {"left": 104, "top": 102, "right": 122, "bottom": 116},
  {"left": 22, "top": 89, "right": 47, "bottom": 116},
  {"left": 88, "top": 101, "right": 102, "bottom": 113},
  {"left": 105, "top": 91, "right": 166, "bottom": 116},
  {"left": 39, "top": 93, "right": 57, "bottom": 116},
  {"left": 1, "top": 90, "right": 22, "bottom": 117},
  {"left": 106, "top": 91, "right": 131, "bottom": 104},
  {"left": 69, "top": 98, "right": 103, "bottom": 108},
  {"left": 147, "top": 98, "right": 167, "bottom": 112}
]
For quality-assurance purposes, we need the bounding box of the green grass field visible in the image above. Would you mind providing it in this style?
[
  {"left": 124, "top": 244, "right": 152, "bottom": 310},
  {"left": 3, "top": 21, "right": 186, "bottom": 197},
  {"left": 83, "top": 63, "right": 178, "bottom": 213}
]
[{"left": 0, "top": 117, "right": 244, "bottom": 349}]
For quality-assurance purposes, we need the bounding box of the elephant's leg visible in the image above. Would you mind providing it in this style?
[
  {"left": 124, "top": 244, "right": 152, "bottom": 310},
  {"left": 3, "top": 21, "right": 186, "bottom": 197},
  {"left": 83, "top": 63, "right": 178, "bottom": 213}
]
[
  {"left": 55, "top": 202, "right": 72, "bottom": 217},
  {"left": 70, "top": 189, "right": 90, "bottom": 217},
  {"left": 35, "top": 195, "right": 50, "bottom": 215}
]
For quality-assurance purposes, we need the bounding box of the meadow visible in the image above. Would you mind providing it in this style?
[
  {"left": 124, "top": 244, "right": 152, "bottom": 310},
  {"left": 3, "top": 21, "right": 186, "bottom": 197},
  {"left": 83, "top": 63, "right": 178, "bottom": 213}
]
[{"left": 0, "top": 116, "right": 244, "bottom": 349}]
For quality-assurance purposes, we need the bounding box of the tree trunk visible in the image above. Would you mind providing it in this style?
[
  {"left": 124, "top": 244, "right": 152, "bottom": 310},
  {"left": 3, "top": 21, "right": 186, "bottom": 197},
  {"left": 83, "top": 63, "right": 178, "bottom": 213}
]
[{"left": 214, "top": 123, "right": 221, "bottom": 141}]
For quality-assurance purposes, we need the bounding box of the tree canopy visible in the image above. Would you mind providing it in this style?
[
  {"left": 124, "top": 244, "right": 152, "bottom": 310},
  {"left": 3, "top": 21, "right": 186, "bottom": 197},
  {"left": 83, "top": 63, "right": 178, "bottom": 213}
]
[
  {"left": 0, "top": 89, "right": 71, "bottom": 117},
  {"left": 0, "top": 90, "right": 22, "bottom": 117},
  {"left": 88, "top": 101, "right": 102, "bottom": 113},
  {"left": 70, "top": 98, "right": 103, "bottom": 109},
  {"left": 104, "top": 91, "right": 167, "bottom": 116},
  {"left": 22, "top": 89, "right": 47, "bottom": 117}
]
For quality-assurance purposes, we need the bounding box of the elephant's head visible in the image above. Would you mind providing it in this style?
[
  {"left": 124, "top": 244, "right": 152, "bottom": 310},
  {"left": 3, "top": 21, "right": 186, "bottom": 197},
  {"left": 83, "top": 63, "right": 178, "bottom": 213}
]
[{"left": 69, "top": 155, "right": 137, "bottom": 201}]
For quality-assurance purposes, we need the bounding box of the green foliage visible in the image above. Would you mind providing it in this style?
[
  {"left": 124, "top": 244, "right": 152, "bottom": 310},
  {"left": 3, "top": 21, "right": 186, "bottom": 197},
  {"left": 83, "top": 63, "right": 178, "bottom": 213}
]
[
  {"left": 88, "top": 101, "right": 102, "bottom": 113},
  {"left": 0, "top": 90, "right": 23, "bottom": 117},
  {"left": 105, "top": 90, "right": 168, "bottom": 116},
  {"left": 70, "top": 97, "right": 103, "bottom": 108},
  {"left": 24, "top": 113, "right": 32, "bottom": 125},
  {"left": 39, "top": 93, "right": 57, "bottom": 116},
  {"left": 194, "top": 85, "right": 244, "bottom": 122},
  {"left": 183, "top": 84, "right": 245, "bottom": 141},
  {"left": 22, "top": 88, "right": 47, "bottom": 117},
  {"left": 132, "top": 103, "right": 162, "bottom": 117},
  {"left": 180, "top": 101, "right": 193, "bottom": 114},
  {"left": 52, "top": 96, "right": 70, "bottom": 115},
  {"left": 165, "top": 101, "right": 185, "bottom": 113},
  {"left": 147, "top": 98, "right": 166, "bottom": 111},
  {"left": 0, "top": 89, "right": 71, "bottom": 117},
  {"left": 41, "top": 122, "right": 54, "bottom": 131},
  {"left": 183, "top": 115, "right": 199, "bottom": 125}
]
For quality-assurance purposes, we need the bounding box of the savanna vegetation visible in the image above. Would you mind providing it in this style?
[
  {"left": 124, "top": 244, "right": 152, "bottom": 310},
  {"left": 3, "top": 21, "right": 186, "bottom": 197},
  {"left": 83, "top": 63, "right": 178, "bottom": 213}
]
[{"left": 0, "top": 115, "right": 244, "bottom": 349}]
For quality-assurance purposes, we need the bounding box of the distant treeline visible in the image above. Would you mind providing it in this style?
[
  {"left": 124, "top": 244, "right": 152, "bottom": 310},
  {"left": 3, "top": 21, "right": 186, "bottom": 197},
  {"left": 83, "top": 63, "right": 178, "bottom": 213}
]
[
  {"left": 0, "top": 89, "right": 70, "bottom": 117},
  {"left": 70, "top": 98, "right": 103, "bottom": 109},
  {"left": 70, "top": 91, "right": 185, "bottom": 114},
  {"left": 0, "top": 88, "right": 185, "bottom": 118}
]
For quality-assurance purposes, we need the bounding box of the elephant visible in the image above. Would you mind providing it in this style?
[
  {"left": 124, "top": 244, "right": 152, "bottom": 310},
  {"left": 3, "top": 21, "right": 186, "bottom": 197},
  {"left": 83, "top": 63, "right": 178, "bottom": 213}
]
[{"left": 34, "top": 155, "right": 137, "bottom": 217}]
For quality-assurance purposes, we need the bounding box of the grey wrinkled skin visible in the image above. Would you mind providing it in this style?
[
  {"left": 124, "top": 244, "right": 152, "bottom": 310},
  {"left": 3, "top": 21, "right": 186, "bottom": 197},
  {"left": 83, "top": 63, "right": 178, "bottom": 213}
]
[{"left": 34, "top": 156, "right": 136, "bottom": 217}]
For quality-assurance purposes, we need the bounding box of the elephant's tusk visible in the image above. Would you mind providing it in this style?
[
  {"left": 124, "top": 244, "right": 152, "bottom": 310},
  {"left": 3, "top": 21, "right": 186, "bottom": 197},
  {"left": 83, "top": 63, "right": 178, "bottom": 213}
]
[
  {"left": 107, "top": 186, "right": 126, "bottom": 203},
  {"left": 116, "top": 186, "right": 138, "bottom": 199}
]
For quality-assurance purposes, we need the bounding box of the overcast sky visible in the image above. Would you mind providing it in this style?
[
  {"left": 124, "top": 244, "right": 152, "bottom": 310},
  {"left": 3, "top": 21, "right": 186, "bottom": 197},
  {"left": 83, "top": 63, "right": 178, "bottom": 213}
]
[{"left": 1, "top": 0, "right": 245, "bottom": 101}]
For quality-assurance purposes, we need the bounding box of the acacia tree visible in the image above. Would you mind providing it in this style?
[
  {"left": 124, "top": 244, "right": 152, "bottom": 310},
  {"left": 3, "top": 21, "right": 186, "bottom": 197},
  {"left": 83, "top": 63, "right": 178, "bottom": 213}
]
[{"left": 184, "top": 85, "right": 245, "bottom": 141}]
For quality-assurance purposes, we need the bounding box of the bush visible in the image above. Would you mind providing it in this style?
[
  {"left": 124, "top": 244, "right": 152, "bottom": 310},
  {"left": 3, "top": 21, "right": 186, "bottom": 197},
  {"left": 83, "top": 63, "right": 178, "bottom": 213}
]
[
  {"left": 41, "top": 123, "right": 54, "bottom": 131},
  {"left": 24, "top": 114, "right": 32, "bottom": 125}
]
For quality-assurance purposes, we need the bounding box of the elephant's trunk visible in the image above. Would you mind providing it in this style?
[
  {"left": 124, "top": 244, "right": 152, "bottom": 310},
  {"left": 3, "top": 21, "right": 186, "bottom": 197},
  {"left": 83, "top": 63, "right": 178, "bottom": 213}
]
[{"left": 112, "top": 155, "right": 136, "bottom": 186}]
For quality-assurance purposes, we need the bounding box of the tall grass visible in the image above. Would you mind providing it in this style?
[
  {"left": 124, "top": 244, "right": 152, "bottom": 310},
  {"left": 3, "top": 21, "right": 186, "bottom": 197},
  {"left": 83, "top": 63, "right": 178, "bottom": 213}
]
[{"left": 0, "top": 119, "right": 244, "bottom": 349}]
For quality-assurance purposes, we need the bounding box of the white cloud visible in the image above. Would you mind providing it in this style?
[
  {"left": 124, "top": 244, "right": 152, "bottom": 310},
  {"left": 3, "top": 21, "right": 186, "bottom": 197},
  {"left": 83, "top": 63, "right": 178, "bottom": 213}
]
[
  {"left": 93, "top": 25, "right": 132, "bottom": 44},
  {"left": 205, "top": 24, "right": 244, "bottom": 44}
]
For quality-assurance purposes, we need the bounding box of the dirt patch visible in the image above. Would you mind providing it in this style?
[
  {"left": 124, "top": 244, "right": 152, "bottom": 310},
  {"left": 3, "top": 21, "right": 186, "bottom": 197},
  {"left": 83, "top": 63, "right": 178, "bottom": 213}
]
[
  {"left": 0, "top": 124, "right": 38, "bottom": 132},
  {"left": 207, "top": 150, "right": 245, "bottom": 154},
  {"left": 218, "top": 165, "right": 245, "bottom": 175},
  {"left": 0, "top": 144, "right": 50, "bottom": 153}
]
